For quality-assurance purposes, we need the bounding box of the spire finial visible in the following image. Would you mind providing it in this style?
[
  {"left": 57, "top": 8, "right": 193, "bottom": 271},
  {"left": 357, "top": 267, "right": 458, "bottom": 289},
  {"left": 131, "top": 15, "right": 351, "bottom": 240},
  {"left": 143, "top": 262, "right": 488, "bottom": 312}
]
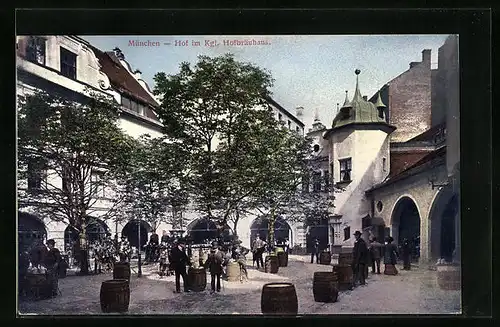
[
  {"left": 375, "top": 91, "right": 386, "bottom": 108},
  {"left": 336, "top": 103, "right": 340, "bottom": 111},
  {"left": 341, "top": 90, "right": 351, "bottom": 108},
  {"left": 353, "top": 69, "right": 362, "bottom": 101}
]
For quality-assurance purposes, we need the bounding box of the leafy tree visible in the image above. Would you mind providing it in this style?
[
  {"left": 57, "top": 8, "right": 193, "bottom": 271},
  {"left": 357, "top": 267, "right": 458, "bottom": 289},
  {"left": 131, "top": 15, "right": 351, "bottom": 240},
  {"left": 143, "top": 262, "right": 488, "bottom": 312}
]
[
  {"left": 17, "top": 90, "right": 135, "bottom": 274},
  {"left": 153, "top": 54, "right": 277, "bottom": 233},
  {"left": 117, "top": 134, "right": 190, "bottom": 235}
]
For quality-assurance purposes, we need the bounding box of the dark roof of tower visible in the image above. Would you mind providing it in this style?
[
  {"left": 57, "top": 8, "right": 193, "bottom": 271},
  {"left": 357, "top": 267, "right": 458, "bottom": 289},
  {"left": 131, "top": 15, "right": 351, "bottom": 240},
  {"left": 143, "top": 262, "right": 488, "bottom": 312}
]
[{"left": 331, "top": 69, "right": 394, "bottom": 132}]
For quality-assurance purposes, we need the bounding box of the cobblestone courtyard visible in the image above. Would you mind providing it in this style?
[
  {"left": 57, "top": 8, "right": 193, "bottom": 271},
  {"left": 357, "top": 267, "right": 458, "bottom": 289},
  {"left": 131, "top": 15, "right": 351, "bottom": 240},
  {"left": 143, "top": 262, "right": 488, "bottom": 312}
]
[{"left": 18, "top": 255, "right": 461, "bottom": 315}]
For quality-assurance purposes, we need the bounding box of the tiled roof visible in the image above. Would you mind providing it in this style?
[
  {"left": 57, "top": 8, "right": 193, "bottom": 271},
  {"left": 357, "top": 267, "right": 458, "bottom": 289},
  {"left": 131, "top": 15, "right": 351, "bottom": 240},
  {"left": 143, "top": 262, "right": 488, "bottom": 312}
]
[
  {"left": 89, "top": 45, "right": 160, "bottom": 121},
  {"left": 366, "top": 146, "right": 446, "bottom": 193},
  {"left": 406, "top": 122, "right": 446, "bottom": 142}
]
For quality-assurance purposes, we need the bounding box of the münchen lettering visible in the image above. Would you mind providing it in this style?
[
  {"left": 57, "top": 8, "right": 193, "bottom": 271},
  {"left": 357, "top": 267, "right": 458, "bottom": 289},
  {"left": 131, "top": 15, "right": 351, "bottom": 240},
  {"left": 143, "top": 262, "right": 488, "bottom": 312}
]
[{"left": 128, "top": 40, "right": 161, "bottom": 47}]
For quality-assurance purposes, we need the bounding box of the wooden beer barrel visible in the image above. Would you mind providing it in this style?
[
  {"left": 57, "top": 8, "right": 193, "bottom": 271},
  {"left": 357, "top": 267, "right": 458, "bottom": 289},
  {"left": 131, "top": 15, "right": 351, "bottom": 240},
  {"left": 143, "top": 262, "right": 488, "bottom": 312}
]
[
  {"left": 338, "top": 252, "right": 353, "bottom": 266},
  {"left": 265, "top": 255, "right": 279, "bottom": 274},
  {"left": 437, "top": 264, "right": 461, "bottom": 290},
  {"left": 113, "top": 262, "right": 131, "bottom": 281},
  {"left": 313, "top": 272, "right": 339, "bottom": 303},
  {"left": 261, "top": 282, "right": 298, "bottom": 315},
  {"left": 188, "top": 267, "right": 207, "bottom": 292},
  {"left": 277, "top": 252, "right": 287, "bottom": 267},
  {"left": 100, "top": 280, "right": 130, "bottom": 313},
  {"left": 319, "top": 251, "right": 332, "bottom": 265},
  {"left": 226, "top": 261, "right": 240, "bottom": 282},
  {"left": 332, "top": 264, "right": 353, "bottom": 291}
]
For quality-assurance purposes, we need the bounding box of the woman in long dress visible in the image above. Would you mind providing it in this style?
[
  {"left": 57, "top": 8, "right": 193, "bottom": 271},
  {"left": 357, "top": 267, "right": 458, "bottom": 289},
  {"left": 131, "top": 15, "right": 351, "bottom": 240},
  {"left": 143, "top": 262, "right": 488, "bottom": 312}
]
[{"left": 383, "top": 236, "right": 399, "bottom": 275}]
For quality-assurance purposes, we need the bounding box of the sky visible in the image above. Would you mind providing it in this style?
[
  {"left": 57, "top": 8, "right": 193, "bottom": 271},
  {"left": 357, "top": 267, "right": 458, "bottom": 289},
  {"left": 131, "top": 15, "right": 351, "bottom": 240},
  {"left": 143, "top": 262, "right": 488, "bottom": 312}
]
[{"left": 81, "top": 35, "right": 449, "bottom": 130}]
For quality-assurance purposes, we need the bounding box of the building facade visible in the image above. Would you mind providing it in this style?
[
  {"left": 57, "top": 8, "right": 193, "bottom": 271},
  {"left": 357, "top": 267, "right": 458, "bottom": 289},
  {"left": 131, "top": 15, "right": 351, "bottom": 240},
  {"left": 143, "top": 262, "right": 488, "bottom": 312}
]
[
  {"left": 16, "top": 35, "right": 307, "bottom": 253},
  {"left": 16, "top": 35, "right": 164, "bottom": 252},
  {"left": 316, "top": 35, "right": 459, "bottom": 266}
]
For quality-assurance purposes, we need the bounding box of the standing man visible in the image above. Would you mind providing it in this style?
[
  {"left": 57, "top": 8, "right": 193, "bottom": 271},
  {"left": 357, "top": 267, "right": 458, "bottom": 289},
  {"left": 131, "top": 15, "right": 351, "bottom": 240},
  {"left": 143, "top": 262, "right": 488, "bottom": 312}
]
[
  {"left": 204, "top": 244, "right": 224, "bottom": 293},
  {"left": 402, "top": 238, "right": 411, "bottom": 270},
  {"left": 170, "top": 239, "right": 190, "bottom": 293},
  {"left": 310, "top": 238, "right": 320, "bottom": 264},
  {"left": 352, "top": 231, "right": 369, "bottom": 286},
  {"left": 369, "top": 237, "right": 383, "bottom": 274},
  {"left": 44, "top": 239, "right": 61, "bottom": 297},
  {"left": 252, "top": 236, "right": 265, "bottom": 269}
]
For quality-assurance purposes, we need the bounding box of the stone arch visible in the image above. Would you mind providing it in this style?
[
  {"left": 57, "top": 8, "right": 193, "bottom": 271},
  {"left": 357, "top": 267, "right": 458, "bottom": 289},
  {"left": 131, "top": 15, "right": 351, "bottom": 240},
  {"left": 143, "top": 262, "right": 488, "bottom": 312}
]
[
  {"left": 250, "top": 216, "right": 292, "bottom": 246},
  {"left": 121, "top": 219, "right": 152, "bottom": 249},
  {"left": 390, "top": 195, "right": 421, "bottom": 257},
  {"left": 427, "top": 184, "right": 459, "bottom": 262},
  {"left": 185, "top": 217, "right": 233, "bottom": 244},
  {"left": 18, "top": 211, "right": 47, "bottom": 252},
  {"left": 63, "top": 217, "right": 110, "bottom": 252}
]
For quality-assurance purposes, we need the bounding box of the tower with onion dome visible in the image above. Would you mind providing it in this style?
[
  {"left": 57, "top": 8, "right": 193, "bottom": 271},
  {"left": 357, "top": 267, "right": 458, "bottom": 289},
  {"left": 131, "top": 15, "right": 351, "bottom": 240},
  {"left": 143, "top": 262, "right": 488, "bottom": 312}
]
[{"left": 324, "top": 69, "right": 396, "bottom": 248}]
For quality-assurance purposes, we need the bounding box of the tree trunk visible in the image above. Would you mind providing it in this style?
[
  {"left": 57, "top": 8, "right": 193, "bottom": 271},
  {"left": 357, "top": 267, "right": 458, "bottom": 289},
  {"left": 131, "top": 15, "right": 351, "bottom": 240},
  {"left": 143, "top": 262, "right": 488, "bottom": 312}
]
[
  {"left": 232, "top": 209, "right": 240, "bottom": 237},
  {"left": 79, "top": 221, "right": 90, "bottom": 275},
  {"left": 268, "top": 206, "right": 276, "bottom": 250}
]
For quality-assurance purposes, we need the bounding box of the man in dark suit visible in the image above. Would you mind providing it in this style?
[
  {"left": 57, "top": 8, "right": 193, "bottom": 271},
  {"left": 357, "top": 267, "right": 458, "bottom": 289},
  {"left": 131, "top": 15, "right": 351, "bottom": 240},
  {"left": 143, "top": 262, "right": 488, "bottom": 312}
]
[
  {"left": 352, "top": 231, "right": 369, "bottom": 286},
  {"left": 310, "top": 238, "right": 320, "bottom": 264},
  {"left": 44, "top": 239, "right": 62, "bottom": 297},
  {"left": 169, "top": 240, "right": 190, "bottom": 293}
]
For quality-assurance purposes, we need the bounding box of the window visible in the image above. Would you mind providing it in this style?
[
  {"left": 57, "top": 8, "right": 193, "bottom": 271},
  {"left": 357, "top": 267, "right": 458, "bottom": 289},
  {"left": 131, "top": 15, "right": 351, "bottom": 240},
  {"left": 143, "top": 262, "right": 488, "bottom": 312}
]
[
  {"left": 378, "top": 108, "right": 384, "bottom": 119},
  {"left": 121, "top": 97, "right": 131, "bottom": 109},
  {"left": 27, "top": 159, "right": 47, "bottom": 190},
  {"left": 296, "top": 126, "right": 300, "bottom": 133},
  {"left": 130, "top": 100, "right": 138, "bottom": 113},
  {"left": 60, "top": 47, "right": 77, "bottom": 80},
  {"left": 377, "top": 201, "right": 383, "bottom": 212},
  {"left": 344, "top": 226, "right": 351, "bottom": 241},
  {"left": 288, "top": 120, "right": 291, "bottom": 129},
  {"left": 122, "top": 96, "right": 146, "bottom": 116},
  {"left": 91, "top": 171, "right": 105, "bottom": 197},
  {"left": 330, "top": 162, "right": 334, "bottom": 183},
  {"left": 382, "top": 158, "right": 387, "bottom": 172},
  {"left": 26, "top": 36, "right": 46, "bottom": 65},
  {"left": 312, "top": 171, "right": 322, "bottom": 192},
  {"left": 278, "top": 114, "right": 282, "bottom": 121},
  {"left": 138, "top": 103, "right": 146, "bottom": 116},
  {"left": 313, "top": 144, "right": 320, "bottom": 152},
  {"left": 339, "top": 158, "right": 352, "bottom": 182}
]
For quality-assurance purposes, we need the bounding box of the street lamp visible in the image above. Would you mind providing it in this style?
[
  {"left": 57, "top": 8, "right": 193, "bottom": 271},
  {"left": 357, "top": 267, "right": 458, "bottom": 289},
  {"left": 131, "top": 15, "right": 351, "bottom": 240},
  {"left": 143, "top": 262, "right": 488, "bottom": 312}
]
[{"left": 137, "top": 219, "right": 142, "bottom": 277}]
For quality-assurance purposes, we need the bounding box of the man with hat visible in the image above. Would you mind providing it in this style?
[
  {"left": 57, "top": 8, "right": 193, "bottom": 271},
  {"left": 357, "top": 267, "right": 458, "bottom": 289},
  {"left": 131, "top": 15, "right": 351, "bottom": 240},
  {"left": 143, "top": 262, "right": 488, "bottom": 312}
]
[
  {"left": 204, "top": 243, "right": 224, "bottom": 293},
  {"left": 170, "top": 239, "right": 190, "bottom": 293},
  {"left": 352, "top": 231, "right": 369, "bottom": 287},
  {"left": 44, "top": 239, "right": 62, "bottom": 297}
]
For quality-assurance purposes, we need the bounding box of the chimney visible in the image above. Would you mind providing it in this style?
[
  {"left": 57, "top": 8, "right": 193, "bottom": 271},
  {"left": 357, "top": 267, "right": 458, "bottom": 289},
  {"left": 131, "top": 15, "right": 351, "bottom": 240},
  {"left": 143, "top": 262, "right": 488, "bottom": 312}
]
[
  {"left": 296, "top": 106, "right": 304, "bottom": 122},
  {"left": 422, "top": 49, "right": 431, "bottom": 63}
]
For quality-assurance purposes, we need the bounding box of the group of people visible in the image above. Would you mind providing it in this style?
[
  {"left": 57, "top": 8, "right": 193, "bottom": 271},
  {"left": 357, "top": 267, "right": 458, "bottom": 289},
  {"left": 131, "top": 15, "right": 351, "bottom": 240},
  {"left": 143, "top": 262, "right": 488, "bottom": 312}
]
[
  {"left": 350, "top": 231, "right": 407, "bottom": 287},
  {"left": 18, "top": 238, "right": 64, "bottom": 298},
  {"left": 165, "top": 238, "right": 249, "bottom": 294},
  {"left": 250, "top": 236, "right": 289, "bottom": 269}
]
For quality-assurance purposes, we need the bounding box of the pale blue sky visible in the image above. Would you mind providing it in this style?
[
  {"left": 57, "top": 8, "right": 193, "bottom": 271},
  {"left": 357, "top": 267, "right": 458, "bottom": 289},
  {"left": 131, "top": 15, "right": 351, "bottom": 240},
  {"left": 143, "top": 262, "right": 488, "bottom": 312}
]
[{"left": 81, "top": 35, "right": 448, "bottom": 129}]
